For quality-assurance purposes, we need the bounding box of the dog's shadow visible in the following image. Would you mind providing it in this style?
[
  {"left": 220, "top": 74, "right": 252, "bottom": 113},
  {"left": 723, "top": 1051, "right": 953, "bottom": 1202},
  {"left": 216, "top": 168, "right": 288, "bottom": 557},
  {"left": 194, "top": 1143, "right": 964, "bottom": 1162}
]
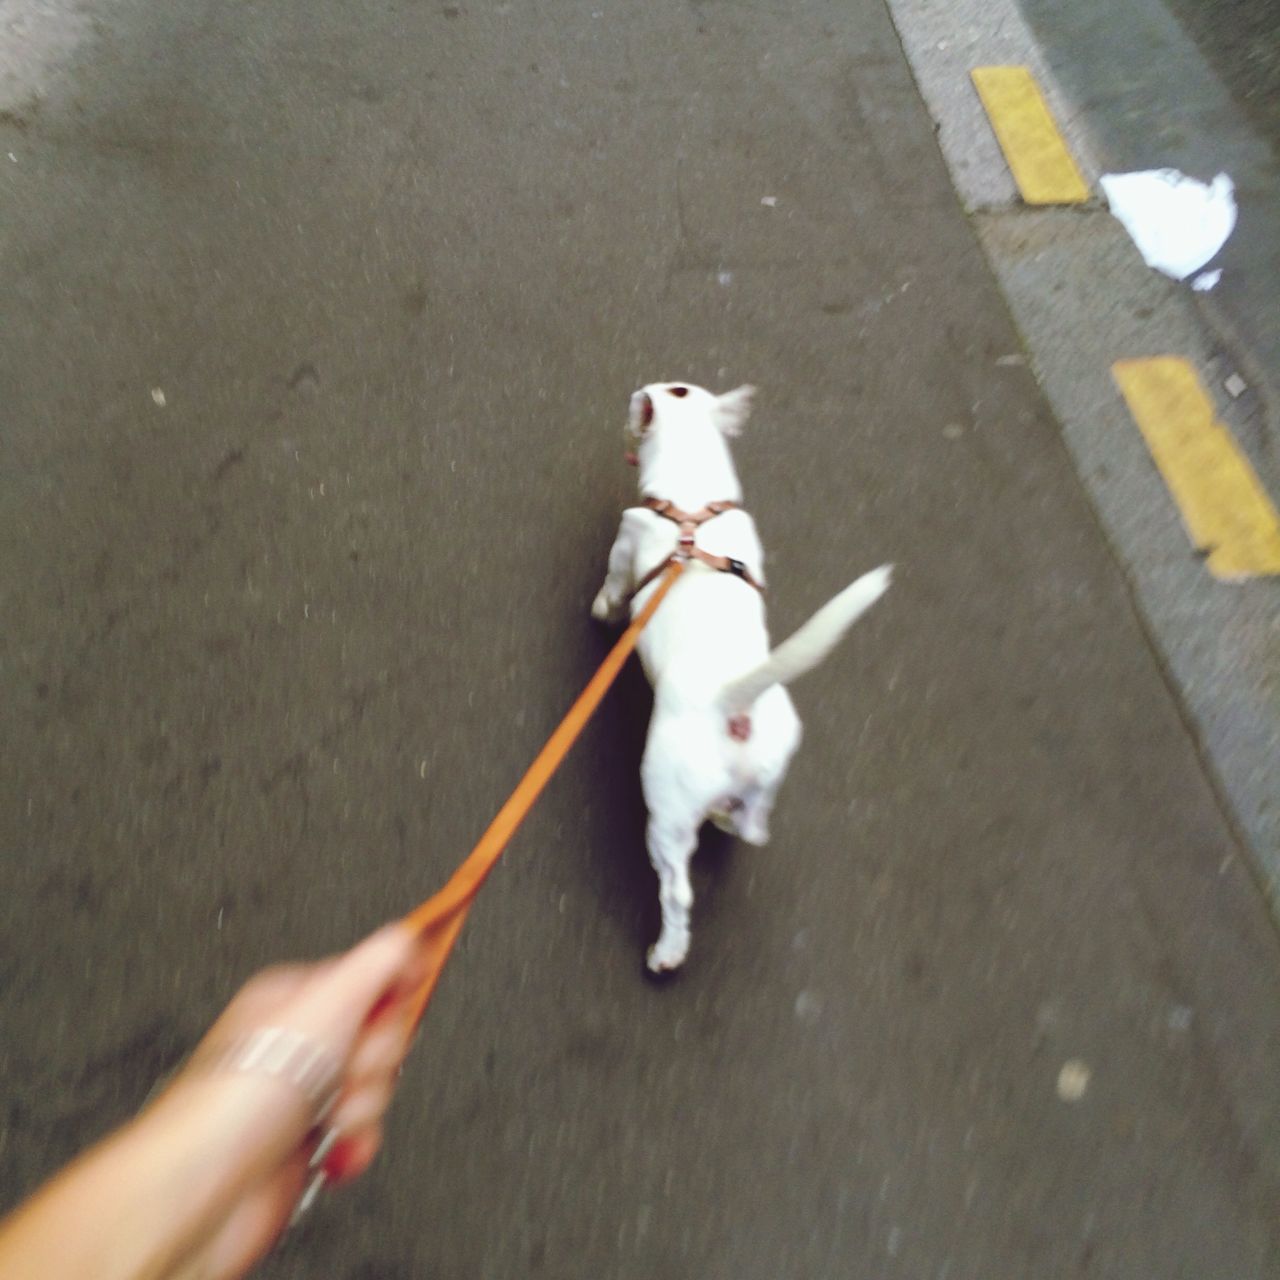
[{"left": 579, "top": 639, "right": 738, "bottom": 966}]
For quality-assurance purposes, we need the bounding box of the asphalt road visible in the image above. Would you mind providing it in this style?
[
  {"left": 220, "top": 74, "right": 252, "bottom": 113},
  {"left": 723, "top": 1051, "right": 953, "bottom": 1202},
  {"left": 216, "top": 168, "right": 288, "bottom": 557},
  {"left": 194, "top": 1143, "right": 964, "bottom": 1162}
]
[
  {"left": 3, "top": 2, "right": 1280, "bottom": 1277},
  {"left": 1162, "top": 0, "right": 1280, "bottom": 147}
]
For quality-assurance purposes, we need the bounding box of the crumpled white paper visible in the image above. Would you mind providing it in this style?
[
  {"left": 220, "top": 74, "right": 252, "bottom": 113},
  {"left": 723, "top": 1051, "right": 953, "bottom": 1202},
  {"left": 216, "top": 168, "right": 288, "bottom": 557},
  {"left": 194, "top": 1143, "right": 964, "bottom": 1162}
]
[{"left": 1100, "top": 169, "right": 1236, "bottom": 282}]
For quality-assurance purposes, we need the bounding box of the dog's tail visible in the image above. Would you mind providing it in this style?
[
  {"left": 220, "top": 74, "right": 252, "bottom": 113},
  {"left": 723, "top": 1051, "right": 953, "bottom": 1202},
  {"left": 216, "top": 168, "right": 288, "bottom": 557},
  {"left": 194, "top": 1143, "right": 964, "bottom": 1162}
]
[{"left": 718, "top": 565, "right": 892, "bottom": 715}]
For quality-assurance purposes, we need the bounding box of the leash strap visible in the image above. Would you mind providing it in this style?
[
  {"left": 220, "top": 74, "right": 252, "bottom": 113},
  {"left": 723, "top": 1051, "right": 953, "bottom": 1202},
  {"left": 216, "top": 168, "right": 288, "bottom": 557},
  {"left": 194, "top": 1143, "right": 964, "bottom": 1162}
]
[
  {"left": 401, "top": 559, "right": 686, "bottom": 1027},
  {"left": 629, "top": 547, "right": 764, "bottom": 601}
]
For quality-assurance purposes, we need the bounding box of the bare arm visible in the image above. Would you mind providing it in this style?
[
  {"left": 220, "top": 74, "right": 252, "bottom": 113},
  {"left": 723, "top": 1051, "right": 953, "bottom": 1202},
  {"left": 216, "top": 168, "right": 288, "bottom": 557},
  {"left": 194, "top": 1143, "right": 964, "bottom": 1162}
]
[{"left": 0, "top": 925, "right": 426, "bottom": 1280}]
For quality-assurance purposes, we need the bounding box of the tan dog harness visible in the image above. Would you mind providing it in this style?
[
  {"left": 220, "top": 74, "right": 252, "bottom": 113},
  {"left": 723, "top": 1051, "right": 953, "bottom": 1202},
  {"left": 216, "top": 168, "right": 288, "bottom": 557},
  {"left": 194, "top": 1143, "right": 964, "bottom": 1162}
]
[{"left": 628, "top": 497, "right": 766, "bottom": 601}]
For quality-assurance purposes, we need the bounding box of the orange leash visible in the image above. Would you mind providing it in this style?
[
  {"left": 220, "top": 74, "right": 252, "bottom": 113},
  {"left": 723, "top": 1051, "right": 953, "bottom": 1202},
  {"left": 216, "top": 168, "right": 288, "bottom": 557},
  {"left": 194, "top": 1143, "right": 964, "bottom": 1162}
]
[{"left": 400, "top": 561, "right": 684, "bottom": 1027}]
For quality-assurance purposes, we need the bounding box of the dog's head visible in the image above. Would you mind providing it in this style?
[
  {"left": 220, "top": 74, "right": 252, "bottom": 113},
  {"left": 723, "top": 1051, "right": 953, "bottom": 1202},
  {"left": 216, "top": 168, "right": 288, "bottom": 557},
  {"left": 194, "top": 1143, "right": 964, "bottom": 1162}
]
[{"left": 624, "top": 382, "right": 754, "bottom": 465}]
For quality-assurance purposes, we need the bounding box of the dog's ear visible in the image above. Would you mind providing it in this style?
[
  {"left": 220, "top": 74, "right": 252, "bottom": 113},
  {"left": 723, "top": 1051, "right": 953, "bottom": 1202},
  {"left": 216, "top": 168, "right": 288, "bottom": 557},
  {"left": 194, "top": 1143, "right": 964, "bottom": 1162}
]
[{"left": 715, "top": 385, "right": 755, "bottom": 437}]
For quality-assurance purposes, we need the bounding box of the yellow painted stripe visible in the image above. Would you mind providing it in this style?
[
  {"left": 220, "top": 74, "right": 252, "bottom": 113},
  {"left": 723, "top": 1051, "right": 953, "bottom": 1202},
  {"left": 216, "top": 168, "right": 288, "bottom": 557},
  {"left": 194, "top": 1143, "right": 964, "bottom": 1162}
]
[
  {"left": 1113, "top": 357, "right": 1280, "bottom": 580},
  {"left": 971, "top": 66, "right": 1090, "bottom": 205}
]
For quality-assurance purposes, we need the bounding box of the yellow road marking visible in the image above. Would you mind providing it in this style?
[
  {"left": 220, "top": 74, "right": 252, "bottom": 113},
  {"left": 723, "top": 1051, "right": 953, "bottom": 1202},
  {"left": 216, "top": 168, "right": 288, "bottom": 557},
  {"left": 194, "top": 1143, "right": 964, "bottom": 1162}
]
[
  {"left": 971, "top": 66, "right": 1090, "bottom": 205},
  {"left": 1113, "top": 357, "right": 1280, "bottom": 580}
]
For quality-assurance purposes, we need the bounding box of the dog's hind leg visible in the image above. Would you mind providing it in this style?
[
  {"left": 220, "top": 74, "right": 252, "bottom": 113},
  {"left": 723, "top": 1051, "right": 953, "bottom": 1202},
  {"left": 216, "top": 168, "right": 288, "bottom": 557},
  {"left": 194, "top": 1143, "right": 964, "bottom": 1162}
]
[
  {"left": 706, "top": 783, "right": 773, "bottom": 845},
  {"left": 645, "top": 816, "right": 698, "bottom": 973},
  {"left": 735, "top": 783, "right": 777, "bottom": 846},
  {"left": 732, "top": 696, "right": 802, "bottom": 847}
]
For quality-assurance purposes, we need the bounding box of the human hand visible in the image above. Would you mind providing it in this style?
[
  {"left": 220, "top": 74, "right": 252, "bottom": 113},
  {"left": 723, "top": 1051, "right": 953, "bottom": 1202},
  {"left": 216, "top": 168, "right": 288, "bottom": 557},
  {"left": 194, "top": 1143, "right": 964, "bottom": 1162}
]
[
  {"left": 0, "top": 924, "right": 429, "bottom": 1280},
  {"left": 157, "top": 923, "right": 428, "bottom": 1279}
]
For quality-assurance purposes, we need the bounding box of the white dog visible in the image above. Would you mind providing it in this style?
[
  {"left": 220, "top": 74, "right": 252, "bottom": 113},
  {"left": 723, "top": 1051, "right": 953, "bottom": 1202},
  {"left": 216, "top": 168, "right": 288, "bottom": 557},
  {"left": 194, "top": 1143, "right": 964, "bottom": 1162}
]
[{"left": 592, "top": 381, "right": 891, "bottom": 972}]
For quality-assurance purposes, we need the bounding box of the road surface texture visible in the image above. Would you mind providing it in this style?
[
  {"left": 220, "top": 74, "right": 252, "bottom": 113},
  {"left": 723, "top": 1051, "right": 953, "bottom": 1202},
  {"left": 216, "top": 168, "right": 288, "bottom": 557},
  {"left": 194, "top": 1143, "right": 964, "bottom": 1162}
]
[{"left": 3, "top": 1, "right": 1280, "bottom": 1278}]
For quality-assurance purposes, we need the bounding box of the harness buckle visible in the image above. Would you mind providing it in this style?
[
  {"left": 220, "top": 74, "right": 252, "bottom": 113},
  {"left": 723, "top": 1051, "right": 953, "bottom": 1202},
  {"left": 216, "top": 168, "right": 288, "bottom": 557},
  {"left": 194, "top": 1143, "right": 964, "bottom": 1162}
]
[{"left": 726, "top": 558, "right": 747, "bottom": 579}]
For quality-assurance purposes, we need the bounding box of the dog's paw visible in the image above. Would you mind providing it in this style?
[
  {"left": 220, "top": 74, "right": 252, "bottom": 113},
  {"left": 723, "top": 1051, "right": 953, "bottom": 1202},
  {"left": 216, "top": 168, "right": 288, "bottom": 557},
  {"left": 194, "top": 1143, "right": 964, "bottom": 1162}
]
[
  {"left": 708, "top": 809, "right": 739, "bottom": 837},
  {"left": 646, "top": 940, "right": 688, "bottom": 974},
  {"left": 591, "top": 590, "right": 621, "bottom": 623}
]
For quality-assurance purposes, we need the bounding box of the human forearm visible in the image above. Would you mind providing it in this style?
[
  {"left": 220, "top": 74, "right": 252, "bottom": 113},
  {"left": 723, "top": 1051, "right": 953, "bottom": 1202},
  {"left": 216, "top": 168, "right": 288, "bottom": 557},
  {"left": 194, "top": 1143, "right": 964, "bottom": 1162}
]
[
  {"left": 0, "top": 1075, "right": 310, "bottom": 1280},
  {"left": 0, "top": 925, "right": 421, "bottom": 1280}
]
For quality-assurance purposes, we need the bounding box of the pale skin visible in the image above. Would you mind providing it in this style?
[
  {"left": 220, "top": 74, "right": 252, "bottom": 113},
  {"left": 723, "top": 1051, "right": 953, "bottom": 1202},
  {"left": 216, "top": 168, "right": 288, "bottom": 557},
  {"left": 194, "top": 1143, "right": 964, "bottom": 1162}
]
[{"left": 0, "top": 924, "right": 428, "bottom": 1280}]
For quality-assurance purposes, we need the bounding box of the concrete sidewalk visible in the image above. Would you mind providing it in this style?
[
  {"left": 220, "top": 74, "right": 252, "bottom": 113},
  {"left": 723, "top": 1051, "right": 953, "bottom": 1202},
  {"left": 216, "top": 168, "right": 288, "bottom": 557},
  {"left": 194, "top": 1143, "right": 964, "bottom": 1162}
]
[
  {"left": 886, "top": 0, "right": 1280, "bottom": 917},
  {"left": 2, "top": 1, "right": 1279, "bottom": 1276}
]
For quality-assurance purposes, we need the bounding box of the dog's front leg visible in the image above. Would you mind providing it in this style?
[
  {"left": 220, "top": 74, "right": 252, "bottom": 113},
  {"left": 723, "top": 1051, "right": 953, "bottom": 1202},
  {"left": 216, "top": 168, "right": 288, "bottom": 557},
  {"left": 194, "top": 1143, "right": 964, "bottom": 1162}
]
[{"left": 591, "top": 519, "right": 636, "bottom": 624}]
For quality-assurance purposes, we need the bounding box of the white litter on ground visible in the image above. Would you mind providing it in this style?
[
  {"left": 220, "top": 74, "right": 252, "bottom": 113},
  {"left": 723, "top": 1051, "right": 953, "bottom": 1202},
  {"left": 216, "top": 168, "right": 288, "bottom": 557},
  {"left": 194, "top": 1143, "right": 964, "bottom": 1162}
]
[
  {"left": 1056, "top": 1058, "right": 1091, "bottom": 1102},
  {"left": 1100, "top": 169, "right": 1236, "bottom": 282},
  {"left": 1191, "top": 268, "right": 1222, "bottom": 292}
]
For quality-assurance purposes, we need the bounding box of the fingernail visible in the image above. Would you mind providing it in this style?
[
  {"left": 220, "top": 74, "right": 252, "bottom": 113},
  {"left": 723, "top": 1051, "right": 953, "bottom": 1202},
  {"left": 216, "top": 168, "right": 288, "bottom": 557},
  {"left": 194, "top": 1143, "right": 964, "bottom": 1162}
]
[{"left": 322, "top": 1136, "right": 363, "bottom": 1183}]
